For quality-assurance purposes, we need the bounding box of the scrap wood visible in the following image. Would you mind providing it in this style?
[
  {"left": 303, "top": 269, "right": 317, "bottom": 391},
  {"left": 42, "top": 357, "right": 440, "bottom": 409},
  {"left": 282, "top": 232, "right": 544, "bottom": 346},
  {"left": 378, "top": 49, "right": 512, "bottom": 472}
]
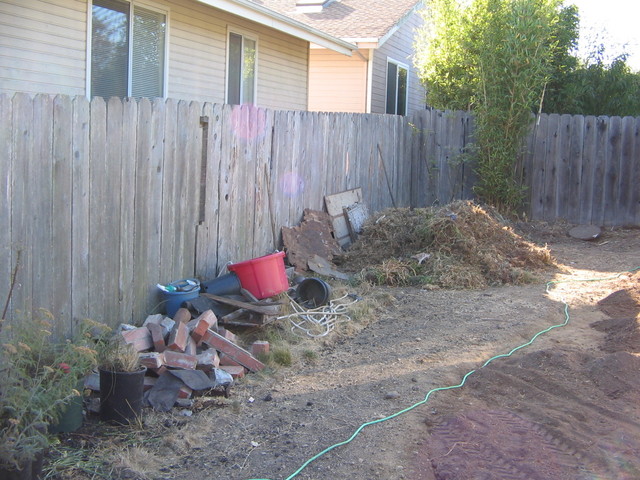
[
  {"left": 308, "top": 254, "right": 349, "bottom": 281},
  {"left": 282, "top": 209, "right": 342, "bottom": 271},
  {"left": 201, "top": 293, "right": 282, "bottom": 315},
  {"left": 324, "top": 188, "right": 364, "bottom": 247},
  {"left": 344, "top": 202, "right": 369, "bottom": 242}
]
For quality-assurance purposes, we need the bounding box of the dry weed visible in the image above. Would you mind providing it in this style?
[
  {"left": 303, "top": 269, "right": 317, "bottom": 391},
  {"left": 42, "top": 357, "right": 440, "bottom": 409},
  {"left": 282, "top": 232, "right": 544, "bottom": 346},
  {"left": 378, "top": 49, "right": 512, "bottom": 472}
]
[{"left": 338, "top": 200, "right": 556, "bottom": 289}]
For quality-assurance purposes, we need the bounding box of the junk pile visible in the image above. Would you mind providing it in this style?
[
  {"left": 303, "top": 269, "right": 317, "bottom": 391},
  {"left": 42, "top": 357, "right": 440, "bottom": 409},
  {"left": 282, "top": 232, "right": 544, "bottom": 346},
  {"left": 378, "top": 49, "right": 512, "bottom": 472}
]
[{"left": 86, "top": 188, "right": 369, "bottom": 417}]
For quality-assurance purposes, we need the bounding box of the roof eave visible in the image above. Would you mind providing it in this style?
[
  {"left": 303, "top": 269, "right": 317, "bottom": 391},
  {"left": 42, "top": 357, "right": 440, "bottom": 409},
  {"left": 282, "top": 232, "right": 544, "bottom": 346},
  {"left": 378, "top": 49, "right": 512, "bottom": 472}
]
[{"left": 194, "top": 0, "right": 356, "bottom": 55}]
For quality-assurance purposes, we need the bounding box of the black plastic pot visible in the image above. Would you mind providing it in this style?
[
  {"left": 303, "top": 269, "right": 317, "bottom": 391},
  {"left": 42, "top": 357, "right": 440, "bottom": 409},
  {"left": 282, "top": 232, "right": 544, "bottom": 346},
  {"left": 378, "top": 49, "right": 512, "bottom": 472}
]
[
  {"left": 296, "top": 277, "right": 331, "bottom": 307},
  {"left": 201, "top": 272, "right": 242, "bottom": 296},
  {"left": 0, "top": 450, "right": 45, "bottom": 480},
  {"left": 49, "top": 385, "right": 84, "bottom": 434},
  {"left": 99, "top": 367, "right": 146, "bottom": 425}
]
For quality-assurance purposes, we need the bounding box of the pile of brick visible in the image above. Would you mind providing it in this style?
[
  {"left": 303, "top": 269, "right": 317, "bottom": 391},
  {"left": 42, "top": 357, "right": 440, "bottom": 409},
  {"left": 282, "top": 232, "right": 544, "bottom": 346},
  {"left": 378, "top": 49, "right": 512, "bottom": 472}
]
[{"left": 115, "top": 307, "right": 270, "bottom": 411}]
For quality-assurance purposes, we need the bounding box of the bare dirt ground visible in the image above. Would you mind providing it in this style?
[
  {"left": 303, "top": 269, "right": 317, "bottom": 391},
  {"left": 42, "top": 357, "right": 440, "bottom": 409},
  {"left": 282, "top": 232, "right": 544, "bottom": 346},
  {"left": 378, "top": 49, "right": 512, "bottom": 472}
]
[{"left": 55, "top": 225, "right": 640, "bottom": 480}]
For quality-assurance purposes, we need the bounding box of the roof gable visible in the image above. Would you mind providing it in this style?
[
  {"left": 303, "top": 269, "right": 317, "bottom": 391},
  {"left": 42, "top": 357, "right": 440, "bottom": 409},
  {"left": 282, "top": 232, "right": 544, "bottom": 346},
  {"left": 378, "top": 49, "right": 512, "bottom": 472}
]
[{"left": 253, "top": 0, "right": 423, "bottom": 42}]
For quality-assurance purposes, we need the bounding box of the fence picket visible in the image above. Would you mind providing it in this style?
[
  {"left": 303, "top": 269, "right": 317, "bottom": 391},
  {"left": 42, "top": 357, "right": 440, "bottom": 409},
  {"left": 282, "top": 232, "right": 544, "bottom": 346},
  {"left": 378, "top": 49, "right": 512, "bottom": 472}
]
[
  {"left": 51, "top": 95, "right": 73, "bottom": 334},
  {"left": 0, "top": 94, "right": 11, "bottom": 315}
]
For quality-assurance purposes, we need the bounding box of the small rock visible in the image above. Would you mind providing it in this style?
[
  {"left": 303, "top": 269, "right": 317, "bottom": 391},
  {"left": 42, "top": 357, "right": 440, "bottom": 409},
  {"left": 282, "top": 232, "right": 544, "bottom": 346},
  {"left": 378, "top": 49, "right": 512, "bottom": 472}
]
[
  {"left": 385, "top": 391, "right": 401, "bottom": 399},
  {"left": 263, "top": 394, "right": 273, "bottom": 401}
]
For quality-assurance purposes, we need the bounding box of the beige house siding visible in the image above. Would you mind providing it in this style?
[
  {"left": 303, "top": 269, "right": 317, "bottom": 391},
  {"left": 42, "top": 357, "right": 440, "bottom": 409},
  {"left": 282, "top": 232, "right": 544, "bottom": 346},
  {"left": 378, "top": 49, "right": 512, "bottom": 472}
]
[
  {"left": 256, "top": 30, "right": 308, "bottom": 110},
  {"left": 0, "top": 0, "right": 87, "bottom": 96},
  {"left": 370, "top": 11, "right": 425, "bottom": 116},
  {"left": 0, "top": 0, "right": 309, "bottom": 110},
  {"left": 308, "top": 48, "right": 368, "bottom": 113}
]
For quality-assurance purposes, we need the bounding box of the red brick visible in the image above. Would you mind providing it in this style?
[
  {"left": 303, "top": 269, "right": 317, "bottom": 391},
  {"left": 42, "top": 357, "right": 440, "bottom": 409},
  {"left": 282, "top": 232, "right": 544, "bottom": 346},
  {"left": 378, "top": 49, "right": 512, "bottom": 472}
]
[
  {"left": 139, "top": 352, "right": 163, "bottom": 369},
  {"left": 146, "top": 323, "right": 166, "bottom": 353},
  {"left": 173, "top": 308, "right": 192, "bottom": 324},
  {"left": 167, "top": 321, "right": 189, "bottom": 352},
  {"left": 188, "top": 310, "right": 218, "bottom": 344},
  {"left": 218, "top": 327, "right": 238, "bottom": 344},
  {"left": 201, "top": 329, "right": 265, "bottom": 372},
  {"left": 220, "top": 365, "right": 246, "bottom": 379},
  {"left": 162, "top": 350, "right": 197, "bottom": 370},
  {"left": 219, "top": 353, "right": 242, "bottom": 367},
  {"left": 121, "top": 327, "right": 153, "bottom": 352},
  {"left": 251, "top": 341, "right": 270, "bottom": 357},
  {"left": 196, "top": 349, "right": 220, "bottom": 371},
  {"left": 185, "top": 335, "right": 197, "bottom": 356},
  {"left": 178, "top": 385, "right": 193, "bottom": 399}
]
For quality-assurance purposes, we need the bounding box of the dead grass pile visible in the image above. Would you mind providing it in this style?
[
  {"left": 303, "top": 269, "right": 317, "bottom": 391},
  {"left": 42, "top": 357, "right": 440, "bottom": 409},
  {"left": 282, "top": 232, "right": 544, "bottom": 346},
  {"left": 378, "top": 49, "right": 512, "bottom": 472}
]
[{"left": 337, "top": 200, "right": 555, "bottom": 289}]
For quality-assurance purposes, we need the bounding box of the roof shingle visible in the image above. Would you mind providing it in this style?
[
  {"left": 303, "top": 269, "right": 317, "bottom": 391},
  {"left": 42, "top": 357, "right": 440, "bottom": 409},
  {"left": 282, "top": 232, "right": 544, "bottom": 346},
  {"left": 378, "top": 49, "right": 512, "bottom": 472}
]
[{"left": 253, "top": 0, "right": 423, "bottom": 40}]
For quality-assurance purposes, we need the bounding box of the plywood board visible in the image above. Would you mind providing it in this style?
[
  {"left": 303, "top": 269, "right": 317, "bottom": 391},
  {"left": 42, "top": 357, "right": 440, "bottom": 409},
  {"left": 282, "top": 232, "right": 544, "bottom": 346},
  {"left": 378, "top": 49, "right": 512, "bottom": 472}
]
[{"left": 324, "top": 187, "right": 363, "bottom": 247}]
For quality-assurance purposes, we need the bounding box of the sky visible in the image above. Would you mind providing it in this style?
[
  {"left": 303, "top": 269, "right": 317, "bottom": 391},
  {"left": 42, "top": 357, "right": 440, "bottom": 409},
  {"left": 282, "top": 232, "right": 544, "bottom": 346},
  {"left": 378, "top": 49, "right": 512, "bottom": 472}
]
[{"left": 569, "top": 0, "right": 640, "bottom": 71}]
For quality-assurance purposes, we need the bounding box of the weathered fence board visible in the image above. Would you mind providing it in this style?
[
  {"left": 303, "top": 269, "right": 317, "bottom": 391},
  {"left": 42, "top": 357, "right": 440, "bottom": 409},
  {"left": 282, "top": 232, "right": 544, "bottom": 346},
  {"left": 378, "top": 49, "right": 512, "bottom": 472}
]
[
  {"left": 118, "top": 98, "right": 138, "bottom": 326},
  {"left": 3, "top": 93, "right": 638, "bottom": 335},
  {"left": 0, "top": 94, "right": 12, "bottom": 319},
  {"left": 32, "top": 95, "right": 55, "bottom": 329},
  {"left": 70, "top": 96, "right": 91, "bottom": 328},
  {"left": 525, "top": 113, "right": 640, "bottom": 226}
]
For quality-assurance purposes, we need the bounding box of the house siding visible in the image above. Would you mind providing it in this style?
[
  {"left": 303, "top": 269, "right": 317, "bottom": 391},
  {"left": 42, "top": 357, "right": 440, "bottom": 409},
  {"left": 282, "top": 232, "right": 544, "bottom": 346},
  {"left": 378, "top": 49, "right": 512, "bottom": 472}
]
[
  {"left": 307, "top": 48, "right": 368, "bottom": 113},
  {"left": 0, "top": 0, "right": 309, "bottom": 110},
  {"left": 370, "top": 10, "right": 426, "bottom": 116},
  {"left": 0, "top": 0, "right": 87, "bottom": 96}
]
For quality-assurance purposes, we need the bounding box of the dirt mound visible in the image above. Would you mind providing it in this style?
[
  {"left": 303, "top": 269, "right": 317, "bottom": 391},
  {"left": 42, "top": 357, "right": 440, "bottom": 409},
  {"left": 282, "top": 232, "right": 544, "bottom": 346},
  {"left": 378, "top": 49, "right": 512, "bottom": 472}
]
[
  {"left": 337, "top": 201, "right": 554, "bottom": 288},
  {"left": 596, "top": 271, "right": 640, "bottom": 318}
]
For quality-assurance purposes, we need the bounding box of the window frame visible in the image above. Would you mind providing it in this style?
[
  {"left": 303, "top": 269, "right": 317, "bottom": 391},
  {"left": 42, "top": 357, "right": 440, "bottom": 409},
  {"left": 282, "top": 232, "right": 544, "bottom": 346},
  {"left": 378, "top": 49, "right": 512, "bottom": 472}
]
[
  {"left": 385, "top": 57, "right": 409, "bottom": 116},
  {"left": 225, "top": 27, "right": 258, "bottom": 105},
  {"left": 87, "top": 0, "right": 169, "bottom": 99}
]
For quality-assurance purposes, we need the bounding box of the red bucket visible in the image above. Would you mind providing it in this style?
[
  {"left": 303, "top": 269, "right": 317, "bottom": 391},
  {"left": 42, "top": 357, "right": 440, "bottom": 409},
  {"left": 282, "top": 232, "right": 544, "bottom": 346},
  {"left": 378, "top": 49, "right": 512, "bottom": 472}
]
[{"left": 227, "top": 251, "right": 289, "bottom": 299}]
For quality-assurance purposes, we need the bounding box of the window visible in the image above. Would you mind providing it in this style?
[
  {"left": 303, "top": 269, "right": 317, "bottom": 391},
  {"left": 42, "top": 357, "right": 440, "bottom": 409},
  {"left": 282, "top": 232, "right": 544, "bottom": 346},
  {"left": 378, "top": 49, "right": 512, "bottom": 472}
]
[
  {"left": 227, "top": 32, "right": 256, "bottom": 105},
  {"left": 386, "top": 59, "right": 408, "bottom": 115},
  {"left": 91, "top": 0, "right": 166, "bottom": 99}
]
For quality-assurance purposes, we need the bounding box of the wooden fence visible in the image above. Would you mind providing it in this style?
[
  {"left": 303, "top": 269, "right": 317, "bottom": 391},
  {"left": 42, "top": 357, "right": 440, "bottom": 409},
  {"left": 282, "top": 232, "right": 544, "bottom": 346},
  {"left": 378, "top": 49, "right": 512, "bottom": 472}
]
[
  {"left": 524, "top": 113, "right": 640, "bottom": 226},
  {"left": 0, "top": 94, "right": 472, "bottom": 333},
  {"left": 4, "top": 94, "right": 637, "bottom": 334}
]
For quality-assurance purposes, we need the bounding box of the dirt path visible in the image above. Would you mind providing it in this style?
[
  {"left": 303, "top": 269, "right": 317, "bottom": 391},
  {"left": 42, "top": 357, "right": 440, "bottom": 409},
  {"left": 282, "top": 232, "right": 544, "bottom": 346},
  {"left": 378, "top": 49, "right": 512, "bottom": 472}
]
[{"left": 100, "top": 227, "right": 640, "bottom": 480}]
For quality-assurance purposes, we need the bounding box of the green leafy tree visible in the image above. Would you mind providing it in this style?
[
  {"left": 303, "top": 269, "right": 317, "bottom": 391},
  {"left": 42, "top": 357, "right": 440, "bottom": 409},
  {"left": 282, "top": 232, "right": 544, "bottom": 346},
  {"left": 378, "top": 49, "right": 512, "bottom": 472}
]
[
  {"left": 415, "top": 0, "right": 571, "bottom": 211},
  {"left": 544, "top": 49, "right": 640, "bottom": 116}
]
